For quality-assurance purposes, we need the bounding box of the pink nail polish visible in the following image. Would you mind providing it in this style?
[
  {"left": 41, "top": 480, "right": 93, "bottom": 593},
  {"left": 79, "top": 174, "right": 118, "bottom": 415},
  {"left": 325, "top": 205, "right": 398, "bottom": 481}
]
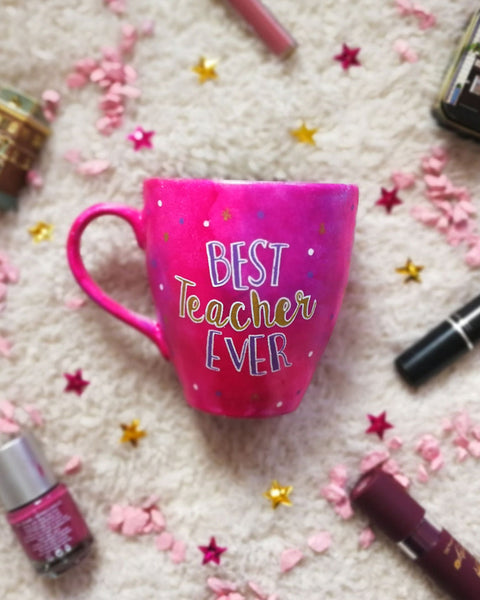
[{"left": 0, "top": 432, "right": 93, "bottom": 577}]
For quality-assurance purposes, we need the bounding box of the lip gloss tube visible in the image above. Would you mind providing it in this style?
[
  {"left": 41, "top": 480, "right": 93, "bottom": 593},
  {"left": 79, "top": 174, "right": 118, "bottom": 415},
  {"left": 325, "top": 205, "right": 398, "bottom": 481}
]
[
  {"left": 0, "top": 432, "right": 93, "bottom": 577},
  {"left": 224, "top": 0, "right": 297, "bottom": 58},
  {"left": 394, "top": 293, "right": 480, "bottom": 386},
  {"left": 351, "top": 468, "right": 480, "bottom": 600}
]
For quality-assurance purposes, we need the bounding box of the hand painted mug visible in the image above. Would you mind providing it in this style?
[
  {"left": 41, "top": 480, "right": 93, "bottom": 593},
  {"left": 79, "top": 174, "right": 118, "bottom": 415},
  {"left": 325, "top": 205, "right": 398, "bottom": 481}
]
[{"left": 67, "top": 179, "right": 358, "bottom": 418}]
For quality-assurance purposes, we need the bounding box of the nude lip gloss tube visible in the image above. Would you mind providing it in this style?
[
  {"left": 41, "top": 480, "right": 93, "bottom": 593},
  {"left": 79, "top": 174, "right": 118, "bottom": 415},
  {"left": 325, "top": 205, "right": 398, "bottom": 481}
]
[
  {"left": 351, "top": 468, "right": 480, "bottom": 600},
  {"left": 0, "top": 432, "right": 93, "bottom": 577},
  {"left": 395, "top": 293, "right": 480, "bottom": 386},
  {"left": 225, "top": 0, "right": 297, "bottom": 58}
]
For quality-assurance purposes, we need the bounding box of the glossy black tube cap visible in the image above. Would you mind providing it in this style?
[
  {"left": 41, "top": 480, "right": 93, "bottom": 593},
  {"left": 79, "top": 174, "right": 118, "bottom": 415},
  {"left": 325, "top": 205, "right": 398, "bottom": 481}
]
[{"left": 395, "top": 320, "right": 470, "bottom": 387}]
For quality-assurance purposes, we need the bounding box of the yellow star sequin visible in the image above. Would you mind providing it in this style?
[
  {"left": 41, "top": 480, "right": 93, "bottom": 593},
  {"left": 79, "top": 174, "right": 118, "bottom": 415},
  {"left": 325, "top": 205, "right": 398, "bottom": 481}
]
[
  {"left": 396, "top": 258, "right": 424, "bottom": 283},
  {"left": 290, "top": 122, "right": 318, "bottom": 145},
  {"left": 28, "top": 221, "right": 53, "bottom": 242},
  {"left": 192, "top": 57, "right": 218, "bottom": 83},
  {"left": 263, "top": 479, "right": 293, "bottom": 509},
  {"left": 120, "top": 419, "right": 147, "bottom": 447}
]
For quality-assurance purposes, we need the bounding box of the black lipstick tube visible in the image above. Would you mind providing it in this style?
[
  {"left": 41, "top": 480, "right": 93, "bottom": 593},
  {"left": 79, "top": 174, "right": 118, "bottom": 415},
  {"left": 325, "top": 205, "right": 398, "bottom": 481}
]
[{"left": 395, "top": 293, "right": 480, "bottom": 386}]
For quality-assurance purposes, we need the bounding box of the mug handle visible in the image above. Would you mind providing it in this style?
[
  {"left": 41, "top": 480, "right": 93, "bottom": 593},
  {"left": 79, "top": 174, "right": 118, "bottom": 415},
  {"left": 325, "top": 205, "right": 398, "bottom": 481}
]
[{"left": 66, "top": 203, "right": 170, "bottom": 360}]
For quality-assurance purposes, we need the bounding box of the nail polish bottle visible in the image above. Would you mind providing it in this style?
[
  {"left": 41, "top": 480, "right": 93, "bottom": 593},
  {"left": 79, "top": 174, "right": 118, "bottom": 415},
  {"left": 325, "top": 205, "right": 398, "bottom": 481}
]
[{"left": 0, "top": 432, "right": 93, "bottom": 577}]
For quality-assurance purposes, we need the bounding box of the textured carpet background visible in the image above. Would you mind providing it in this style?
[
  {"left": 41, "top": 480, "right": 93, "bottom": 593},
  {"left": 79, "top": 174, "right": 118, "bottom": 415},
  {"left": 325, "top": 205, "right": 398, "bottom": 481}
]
[{"left": 1, "top": 0, "right": 480, "bottom": 598}]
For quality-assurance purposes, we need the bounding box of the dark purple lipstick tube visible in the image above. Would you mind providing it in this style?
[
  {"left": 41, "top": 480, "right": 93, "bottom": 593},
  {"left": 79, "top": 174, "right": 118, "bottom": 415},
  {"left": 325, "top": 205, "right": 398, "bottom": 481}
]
[{"left": 351, "top": 468, "right": 480, "bottom": 600}]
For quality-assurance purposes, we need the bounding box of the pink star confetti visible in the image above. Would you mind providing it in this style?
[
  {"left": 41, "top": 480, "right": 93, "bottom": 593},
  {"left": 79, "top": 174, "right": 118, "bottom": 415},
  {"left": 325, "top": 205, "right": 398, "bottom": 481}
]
[
  {"left": 334, "top": 43, "right": 361, "bottom": 70},
  {"left": 63, "top": 369, "right": 90, "bottom": 395},
  {"left": 280, "top": 547, "right": 303, "bottom": 572},
  {"left": 127, "top": 126, "right": 155, "bottom": 150},
  {"left": 365, "top": 411, "right": 394, "bottom": 439},
  {"left": 199, "top": 537, "right": 227, "bottom": 565},
  {"left": 375, "top": 187, "right": 403, "bottom": 213}
]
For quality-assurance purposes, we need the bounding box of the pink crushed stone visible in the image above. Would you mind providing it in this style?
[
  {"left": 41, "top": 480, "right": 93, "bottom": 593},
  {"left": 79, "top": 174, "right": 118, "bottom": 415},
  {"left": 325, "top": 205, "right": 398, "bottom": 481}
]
[
  {"left": 411, "top": 147, "right": 480, "bottom": 267},
  {"left": 155, "top": 531, "right": 174, "bottom": 551},
  {"left": 66, "top": 25, "right": 144, "bottom": 136},
  {"left": 321, "top": 465, "right": 354, "bottom": 519},
  {"left": 104, "top": 0, "right": 126, "bottom": 14},
  {"left": 393, "top": 39, "right": 418, "bottom": 63},
  {"left": 26, "top": 170, "right": 44, "bottom": 188},
  {"left": 41, "top": 89, "right": 61, "bottom": 122},
  {"left": 358, "top": 527, "right": 375, "bottom": 549},
  {"left": 394, "top": 0, "right": 436, "bottom": 29},
  {"left": 65, "top": 295, "right": 87, "bottom": 310},
  {"left": 23, "top": 405, "right": 44, "bottom": 427},
  {"left": 63, "top": 455, "right": 82, "bottom": 475},
  {"left": 280, "top": 547, "right": 303, "bottom": 572},
  {"left": 0, "top": 417, "right": 20, "bottom": 434},
  {"left": 307, "top": 531, "right": 332, "bottom": 554},
  {"left": 170, "top": 539, "right": 186, "bottom": 564}
]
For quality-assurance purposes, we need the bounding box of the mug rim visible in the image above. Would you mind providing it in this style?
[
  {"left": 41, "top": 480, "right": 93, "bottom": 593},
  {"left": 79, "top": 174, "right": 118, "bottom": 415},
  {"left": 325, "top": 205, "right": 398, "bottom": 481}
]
[{"left": 143, "top": 177, "right": 358, "bottom": 190}]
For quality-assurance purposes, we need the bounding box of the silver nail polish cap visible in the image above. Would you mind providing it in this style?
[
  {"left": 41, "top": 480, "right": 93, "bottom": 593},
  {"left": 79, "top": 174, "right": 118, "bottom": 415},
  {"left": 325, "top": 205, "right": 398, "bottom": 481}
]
[{"left": 0, "top": 432, "right": 57, "bottom": 511}]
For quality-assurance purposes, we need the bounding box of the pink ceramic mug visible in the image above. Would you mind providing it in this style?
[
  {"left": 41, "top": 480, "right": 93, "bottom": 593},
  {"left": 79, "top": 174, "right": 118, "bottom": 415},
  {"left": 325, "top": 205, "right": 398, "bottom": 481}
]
[{"left": 67, "top": 179, "right": 358, "bottom": 418}]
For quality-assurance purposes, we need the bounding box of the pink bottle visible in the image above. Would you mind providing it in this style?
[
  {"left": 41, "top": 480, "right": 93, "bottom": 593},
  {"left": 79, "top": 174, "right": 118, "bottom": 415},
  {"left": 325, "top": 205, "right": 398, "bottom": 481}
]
[{"left": 0, "top": 432, "right": 93, "bottom": 577}]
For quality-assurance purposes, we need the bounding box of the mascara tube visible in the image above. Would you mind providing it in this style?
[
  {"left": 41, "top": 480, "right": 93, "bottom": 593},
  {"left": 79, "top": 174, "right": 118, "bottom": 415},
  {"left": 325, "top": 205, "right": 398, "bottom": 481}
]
[
  {"left": 394, "top": 293, "right": 480, "bottom": 386},
  {"left": 351, "top": 468, "right": 480, "bottom": 600}
]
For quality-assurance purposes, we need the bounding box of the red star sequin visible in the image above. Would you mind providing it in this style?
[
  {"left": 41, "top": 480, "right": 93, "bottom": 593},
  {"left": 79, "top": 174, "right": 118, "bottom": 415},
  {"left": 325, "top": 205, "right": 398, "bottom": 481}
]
[
  {"left": 375, "top": 187, "right": 403, "bottom": 213},
  {"left": 64, "top": 369, "right": 90, "bottom": 396},
  {"left": 334, "top": 43, "right": 361, "bottom": 70},
  {"left": 198, "top": 537, "right": 227, "bottom": 565},
  {"left": 127, "top": 126, "right": 155, "bottom": 150},
  {"left": 366, "top": 411, "right": 394, "bottom": 440}
]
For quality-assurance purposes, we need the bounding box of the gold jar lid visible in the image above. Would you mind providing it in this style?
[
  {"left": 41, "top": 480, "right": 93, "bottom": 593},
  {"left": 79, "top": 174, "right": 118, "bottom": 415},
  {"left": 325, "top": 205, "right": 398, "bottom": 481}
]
[{"left": 0, "top": 87, "right": 51, "bottom": 211}]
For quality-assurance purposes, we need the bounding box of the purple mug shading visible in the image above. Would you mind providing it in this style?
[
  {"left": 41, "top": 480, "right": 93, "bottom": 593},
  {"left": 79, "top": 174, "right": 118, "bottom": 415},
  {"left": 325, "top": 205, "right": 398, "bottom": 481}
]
[{"left": 67, "top": 179, "right": 358, "bottom": 418}]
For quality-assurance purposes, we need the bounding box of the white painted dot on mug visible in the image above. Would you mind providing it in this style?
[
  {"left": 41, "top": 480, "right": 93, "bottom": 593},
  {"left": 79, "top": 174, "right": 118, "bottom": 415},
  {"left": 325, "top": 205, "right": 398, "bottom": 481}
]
[
  {"left": 159, "top": 283, "right": 164, "bottom": 291},
  {"left": 276, "top": 401, "right": 283, "bottom": 408},
  {"left": 203, "top": 220, "right": 210, "bottom": 227},
  {"left": 157, "top": 199, "right": 162, "bottom": 207},
  {"left": 193, "top": 383, "right": 199, "bottom": 391},
  {"left": 308, "top": 351, "right": 314, "bottom": 357},
  {"left": 308, "top": 248, "right": 314, "bottom": 256}
]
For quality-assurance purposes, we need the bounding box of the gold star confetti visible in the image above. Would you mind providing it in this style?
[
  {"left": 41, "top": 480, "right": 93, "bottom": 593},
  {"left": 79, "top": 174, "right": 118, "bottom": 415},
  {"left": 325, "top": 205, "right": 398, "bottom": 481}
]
[
  {"left": 290, "top": 122, "right": 318, "bottom": 145},
  {"left": 192, "top": 57, "right": 218, "bottom": 83},
  {"left": 120, "top": 419, "right": 147, "bottom": 447},
  {"left": 396, "top": 258, "right": 424, "bottom": 283},
  {"left": 263, "top": 479, "right": 293, "bottom": 509},
  {"left": 222, "top": 208, "right": 232, "bottom": 221},
  {"left": 28, "top": 221, "right": 53, "bottom": 242}
]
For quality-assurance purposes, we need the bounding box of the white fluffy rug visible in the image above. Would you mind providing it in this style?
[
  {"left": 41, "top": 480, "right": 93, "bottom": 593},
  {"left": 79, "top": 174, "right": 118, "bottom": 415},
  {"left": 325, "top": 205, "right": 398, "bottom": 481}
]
[{"left": 1, "top": 1, "right": 480, "bottom": 598}]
